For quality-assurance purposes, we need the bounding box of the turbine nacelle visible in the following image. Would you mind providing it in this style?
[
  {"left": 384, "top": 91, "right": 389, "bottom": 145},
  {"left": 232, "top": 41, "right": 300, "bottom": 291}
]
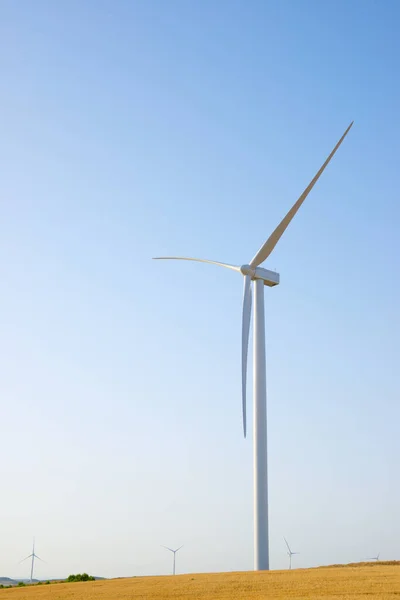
[
  {"left": 253, "top": 267, "right": 280, "bottom": 287},
  {"left": 240, "top": 264, "right": 280, "bottom": 286}
]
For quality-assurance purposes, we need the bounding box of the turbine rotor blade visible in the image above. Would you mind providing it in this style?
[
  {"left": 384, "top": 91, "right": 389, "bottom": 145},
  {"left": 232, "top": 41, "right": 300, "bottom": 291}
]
[
  {"left": 176, "top": 545, "right": 184, "bottom": 552},
  {"left": 19, "top": 554, "right": 33, "bottom": 564},
  {"left": 34, "top": 555, "right": 45, "bottom": 562},
  {"left": 161, "top": 545, "right": 174, "bottom": 553},
  {"left": 283, "top": 537, "right": 291, "bottom": 553},
  {"left": 250, "top": 122, "right": 353, "bottom": 268},
  {"left": 153, "top": 257, "right": 240, "bottom": 273},
  {"left": 241, "top": 275, "right": 252, "bottom": 438}
]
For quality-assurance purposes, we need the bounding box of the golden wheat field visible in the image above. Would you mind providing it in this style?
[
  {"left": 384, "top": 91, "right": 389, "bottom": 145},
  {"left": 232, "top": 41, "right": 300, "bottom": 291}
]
[{"left": 2, "top": 564, "right": 399, "bottom": 600}]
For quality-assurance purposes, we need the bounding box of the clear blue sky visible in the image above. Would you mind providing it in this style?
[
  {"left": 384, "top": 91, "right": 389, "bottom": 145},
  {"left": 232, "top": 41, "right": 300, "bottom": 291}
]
[{"left": 1, "top": 0, "right": 399, "bottom": 579}]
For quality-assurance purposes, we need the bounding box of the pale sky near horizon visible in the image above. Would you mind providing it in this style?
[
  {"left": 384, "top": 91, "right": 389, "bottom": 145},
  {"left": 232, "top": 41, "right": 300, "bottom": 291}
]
[{"left": 1, "top": 0, "right": 399, "bottom": 580}]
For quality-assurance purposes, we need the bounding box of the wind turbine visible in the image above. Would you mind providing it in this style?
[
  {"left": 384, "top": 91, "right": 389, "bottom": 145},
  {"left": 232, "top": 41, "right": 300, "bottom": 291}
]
[
  {"left": 284, "top": 537, "right": 299, "bottom": 570},
  {"left": 154, "top": 122, "right": 353, "bottom": 571},
  {"left": 367, "top": 553, "right": 380, "bottom": 561},
  {"left": 19, "top": 538, "right": 44, "bottom": 583},
  {"left": 161, "top": 545, "right": 183, "bottom": 575}
]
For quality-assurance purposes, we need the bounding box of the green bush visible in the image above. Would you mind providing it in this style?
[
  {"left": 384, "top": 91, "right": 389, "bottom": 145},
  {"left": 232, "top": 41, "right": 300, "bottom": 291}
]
[{"left": 67, "top": 573, "right": 95, "bottom": 583}]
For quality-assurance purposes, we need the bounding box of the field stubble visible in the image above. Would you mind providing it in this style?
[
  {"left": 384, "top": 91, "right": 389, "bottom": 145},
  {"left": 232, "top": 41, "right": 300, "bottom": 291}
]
[{"left": 2, "top": 564, "right": 399, "bottom": 600}]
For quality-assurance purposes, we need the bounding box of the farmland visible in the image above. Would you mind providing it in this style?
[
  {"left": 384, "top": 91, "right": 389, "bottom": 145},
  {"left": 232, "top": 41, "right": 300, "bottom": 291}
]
[{"left": 1, "top": 563, "right": 399, "bottom": 599}]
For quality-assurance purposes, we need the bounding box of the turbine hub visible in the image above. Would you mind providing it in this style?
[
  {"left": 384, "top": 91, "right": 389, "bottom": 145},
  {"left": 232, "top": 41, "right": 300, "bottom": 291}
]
[{"left": 240, "top": 264, "right": 255, "bottom": 278}]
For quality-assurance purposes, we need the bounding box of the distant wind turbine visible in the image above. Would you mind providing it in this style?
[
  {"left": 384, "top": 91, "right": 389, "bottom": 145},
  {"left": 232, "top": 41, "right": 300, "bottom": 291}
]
[
  {"left": 154, "top": 122, "right": 353, "bottom": 570},
  {"left": 367, "top": 552, "right": 380, "bottom": 561},
  {"left": 19, "top": 538, "right": 45, "bottom": 583},
  {"left": 284, "top": 537, "right": 299, "bottom": 570},
  {"left": 161, "top": 545, "right": 183, "bottom": 575}
]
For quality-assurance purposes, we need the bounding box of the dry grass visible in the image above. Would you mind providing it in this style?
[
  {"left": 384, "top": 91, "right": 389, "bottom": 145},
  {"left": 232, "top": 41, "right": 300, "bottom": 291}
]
[{"left": 2, "top": 564, "right": 400, "bottom": 599}]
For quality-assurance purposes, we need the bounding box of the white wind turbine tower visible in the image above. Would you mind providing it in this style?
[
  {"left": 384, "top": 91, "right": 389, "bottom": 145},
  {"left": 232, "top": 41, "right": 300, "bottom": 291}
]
[
  {"left": 154, "top": 122, "right": 353, "bottom": 571},
  {"left": 161, "top": 545, "right": 183, "bottom": 575},
  {"left": 19, "top": 538, "right": 44, "bottom": 583},
  {"left": 284, "top": 537, "right": 299, "bottom": 570}
]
